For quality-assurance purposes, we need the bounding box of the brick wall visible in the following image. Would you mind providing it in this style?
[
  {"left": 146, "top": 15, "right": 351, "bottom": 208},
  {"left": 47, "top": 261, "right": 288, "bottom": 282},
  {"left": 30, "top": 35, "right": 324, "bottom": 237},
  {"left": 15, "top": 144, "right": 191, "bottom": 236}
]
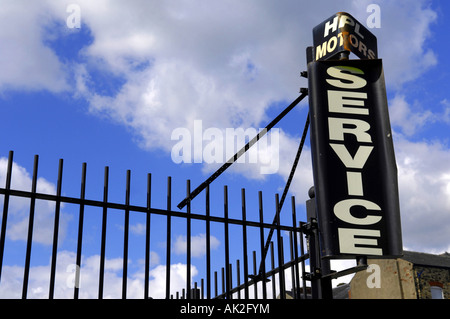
[{"left": 414, "top": 266, "right": 450, "bottom": 299}]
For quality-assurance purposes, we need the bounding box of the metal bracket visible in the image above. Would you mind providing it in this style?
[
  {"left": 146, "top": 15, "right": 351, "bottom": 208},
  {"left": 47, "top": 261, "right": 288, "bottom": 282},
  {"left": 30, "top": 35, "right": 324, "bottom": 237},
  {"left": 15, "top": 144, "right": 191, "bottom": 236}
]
[
  {"left": 300, "top": 218, "right": 317, "bottom": 235},
  {"left": 304, "top": 263, "right": 368, "bottom": 283},
  {"left": 322, "top": 264, "right": 369, "bottom": 280},
  {"left": 303, "top": 267, "right": 322, "bottom": 281},
  {"left": 248, "top": 274, "right": 271, "bottom": 283}
]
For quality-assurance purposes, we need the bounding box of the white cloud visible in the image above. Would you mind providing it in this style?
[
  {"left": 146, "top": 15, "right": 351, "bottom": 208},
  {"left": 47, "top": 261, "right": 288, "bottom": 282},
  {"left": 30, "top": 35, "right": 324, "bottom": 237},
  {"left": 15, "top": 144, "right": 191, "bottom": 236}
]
[
  {"left": 389, "top": 95, "right": 435, "bottom": 136},
  {"left": 173, "top": 233, "right": 220, "bottom": 258},
  {"left": 394, "top": 136, "right": 450, "bottom": 253},
  {"left": 0, "top": 157, "right": 70, "bottom": 245},
  {"left": 130, "top": 222, "right": 146, "bottom": 236},
  {"left": 0, "top": 250, "right": 197, "bottom": 299},
  {"left": 0, "top": 1, "right": 69, "bottom": 93},
  {"left": 0, "top": 1, "right": 440, "bottom": 156},
  {"left": 275, "top": 131, "right": 314, "bottom": 204},
  {"left": 440, "top": 99, "right": 450, "bottom": 124},
  {"left": 388, "top": 97, "right": 450, "bottom": 253},
  {"left": 351, "top": 0, "right": 438, "bottom": 87},
  {"left": 147, "top": 263, "right": 198, "bottom": 299},
  {"left": 0, "top": 0, "right": 439, "bottom": 134}
]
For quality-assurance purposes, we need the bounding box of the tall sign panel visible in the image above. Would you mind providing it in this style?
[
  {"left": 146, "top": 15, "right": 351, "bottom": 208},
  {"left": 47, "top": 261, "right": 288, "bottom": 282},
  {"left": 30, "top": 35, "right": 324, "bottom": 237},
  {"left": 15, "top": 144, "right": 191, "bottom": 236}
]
[{"left": 308, "top": 13, "right": 402, "bottom": 259}]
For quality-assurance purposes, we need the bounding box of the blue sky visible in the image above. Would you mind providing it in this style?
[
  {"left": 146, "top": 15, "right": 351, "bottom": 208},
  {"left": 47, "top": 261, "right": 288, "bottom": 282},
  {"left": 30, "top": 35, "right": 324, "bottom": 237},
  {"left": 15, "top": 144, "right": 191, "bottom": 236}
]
[{"left": 0, "top": 0, "right": 449, "bottom": 298}]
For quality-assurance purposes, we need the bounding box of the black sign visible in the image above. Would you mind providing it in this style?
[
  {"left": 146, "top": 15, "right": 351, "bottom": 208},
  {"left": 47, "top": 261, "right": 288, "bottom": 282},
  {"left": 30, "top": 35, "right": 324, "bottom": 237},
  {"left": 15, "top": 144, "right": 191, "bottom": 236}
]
[
  {"left": 307, "top": 59, "right": 402, "bottom": 258},
  {"left": 313, "top": 12, "right": 378, "bottom": 61}
]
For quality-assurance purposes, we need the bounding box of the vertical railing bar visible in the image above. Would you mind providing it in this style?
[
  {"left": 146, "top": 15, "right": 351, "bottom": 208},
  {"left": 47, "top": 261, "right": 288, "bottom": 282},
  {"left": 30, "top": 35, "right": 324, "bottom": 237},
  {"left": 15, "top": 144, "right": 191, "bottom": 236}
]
[
  {"left": 270, "top": 242, "right": 276, "bottom": 299},
  {"left": 258, "top": 191, "right": 267, "bottom": 299},
  {"left": 289, "top": 231, "right": 296, "bottom": 299},
  {"left": 224, "top": 186, "right": 230, "bottom": 299},
  {"left": 186, "top": 180, "right": 191, "bottom": 300},
  {"left": 165, "top": 176, "right": 172, "bottom": 299},
  {"left": 278, "top": 238, "right": 286, "bottom": 299},
  {"left": 49, "top": 158, "right": 63, "bottom": 299},
  {"left": 98, "top": 166, "right": 109, "bottom": 299},
  {"left": 22, "top": 154, "right": 38, "bottom": 299},
  {"left": 275, "top": 194, "right": 285, "bottom": 299},
  {"left": 122, "top": 170, "right": 131, "bottom": 299},
  {"left": 214, "top": 271, "right": 218, "bottom": 298},
  {"left": 74, "top": 162, "right": 87, "bottom": 299},
  {"left": 194, "top": 281, "right": 198, "bottom": 299},
  {"left": 228, "top": 263, "right": 233, "bottom": 299},
  {"left": 252, "top": 251, "right": 258, "bottom": 299},
  {"left": 0, "top": 150, "right": 14, "bottom": 282},
  {"left": 299, "top": 221, "right": 308, "bottom": 299},
  {"left": 144, "top": 173, "right": 151, "bottom": 299},
  {"left": 201, "top": 278, "right": 204, "bottom": 299},
  {"left": 241, "top": 188, "right": 249, "bottom": 299},
  {"left": 291, "top": 196, "right": 301, "bottom": 299},
  {"left": 236, "top": 259, "right": 241, "bottom": 299},
  {"left": 205, "top": 185, "right": 211, "bottom": 299},
  {"left": 221, "top": 267, "right": 225, "bottom": 296}
]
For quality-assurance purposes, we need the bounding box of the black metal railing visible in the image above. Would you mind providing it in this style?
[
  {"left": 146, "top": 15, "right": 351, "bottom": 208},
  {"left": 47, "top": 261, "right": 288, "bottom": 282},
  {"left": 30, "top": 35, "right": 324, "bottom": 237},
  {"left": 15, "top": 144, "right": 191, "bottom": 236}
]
[{"left": 0, "top": 151, "right": 310, "bottom": 299}]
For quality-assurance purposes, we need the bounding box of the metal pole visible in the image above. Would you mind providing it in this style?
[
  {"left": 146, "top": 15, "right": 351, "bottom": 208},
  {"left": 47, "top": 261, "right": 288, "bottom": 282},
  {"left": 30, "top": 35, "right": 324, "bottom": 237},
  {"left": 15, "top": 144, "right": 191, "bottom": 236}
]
[
  {"left": 305, "top": 188, "right": 319, "bottom": 299},
  {"left": 305, "top": 187, "right": 333, "bottom": 299}
]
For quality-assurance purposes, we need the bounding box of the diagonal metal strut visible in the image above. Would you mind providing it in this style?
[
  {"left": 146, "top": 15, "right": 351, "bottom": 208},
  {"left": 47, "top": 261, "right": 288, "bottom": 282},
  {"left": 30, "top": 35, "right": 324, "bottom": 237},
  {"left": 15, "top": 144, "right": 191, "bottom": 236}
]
[
  {"left": 259, "top": 112, "right": 309, "bottom": 275},
  {"left": 177, "top": 92, "right": 308, "bottom": 210}
]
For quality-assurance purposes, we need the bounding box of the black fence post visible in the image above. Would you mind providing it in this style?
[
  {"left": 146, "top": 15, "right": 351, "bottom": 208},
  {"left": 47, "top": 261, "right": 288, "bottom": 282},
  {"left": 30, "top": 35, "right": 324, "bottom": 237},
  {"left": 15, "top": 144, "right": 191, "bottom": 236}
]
[
  {"left": 0, "top": 151, "right": 13, "bottom": 284},
  {"left": 166, "top": 176, "right": 172, "bottom": 299},
  {"left": 98, "top": 166, "right": 109, "bottom": 299},
  {"left": 49, "top": 158, "right": 63, "bottom": 299},
  {"left": 74, "top": 162, "right": 87, "bottom": 299},
  {"left": 306, "top": 187, "right": 333, "bottom": 299},
  {"left": 205, "top": 185, "right": 211, "bottom": 299},
  {"left": 186, "top": 179, "right": 191, "bottom": 300},
  {"left": 22, "top": 154, "right": 39, "bottom": 299},
  {"left": 144, "top": 173, "right": 152, "bottom": 299}
]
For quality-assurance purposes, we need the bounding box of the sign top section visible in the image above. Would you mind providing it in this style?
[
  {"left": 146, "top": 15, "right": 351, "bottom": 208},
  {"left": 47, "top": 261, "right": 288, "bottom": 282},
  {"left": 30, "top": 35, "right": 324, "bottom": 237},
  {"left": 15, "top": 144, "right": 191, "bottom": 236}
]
[{"left": 312, "top": 12, "right": 378, "bottom": 61}]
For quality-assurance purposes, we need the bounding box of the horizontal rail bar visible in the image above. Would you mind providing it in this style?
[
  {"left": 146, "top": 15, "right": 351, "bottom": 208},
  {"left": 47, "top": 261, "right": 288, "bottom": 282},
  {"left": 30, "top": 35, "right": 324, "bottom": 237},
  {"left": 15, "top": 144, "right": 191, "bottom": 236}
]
[{"left": 0, "top": 188, "right": 299, "bottom": 232}]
